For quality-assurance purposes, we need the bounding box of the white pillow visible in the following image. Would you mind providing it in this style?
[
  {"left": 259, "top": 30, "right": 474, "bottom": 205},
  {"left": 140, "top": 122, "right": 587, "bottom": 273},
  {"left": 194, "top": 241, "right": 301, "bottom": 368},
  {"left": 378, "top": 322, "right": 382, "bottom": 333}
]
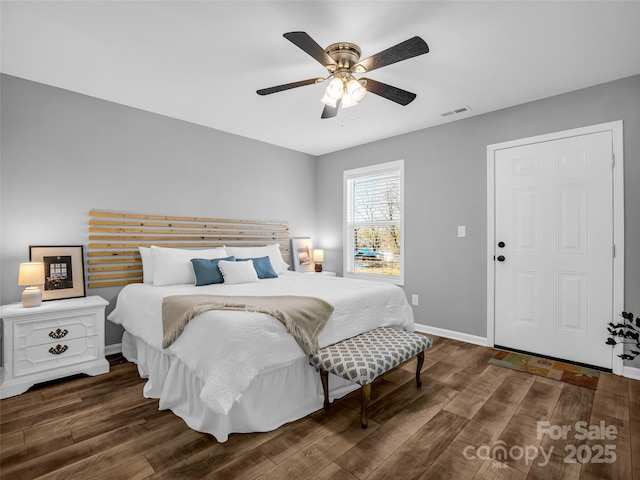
[
  {"left": 224, "top": 244, "right": 289, "bottom": 274},
  {"left": 151, "top": 246, "right": 227, "bottom": 286},
  {"left": 218, "top": 259, "right": 259, "bottom": 284},
  {"left": 138, "top": 246, "right": 154, "bottom": 284}
]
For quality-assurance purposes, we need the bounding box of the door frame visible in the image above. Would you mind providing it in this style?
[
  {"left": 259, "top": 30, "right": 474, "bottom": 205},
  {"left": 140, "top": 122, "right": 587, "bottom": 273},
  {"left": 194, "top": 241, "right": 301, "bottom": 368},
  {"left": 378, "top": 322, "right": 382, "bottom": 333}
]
[{"left": 486, "top": 121, "right": 625, "bottom": 374}]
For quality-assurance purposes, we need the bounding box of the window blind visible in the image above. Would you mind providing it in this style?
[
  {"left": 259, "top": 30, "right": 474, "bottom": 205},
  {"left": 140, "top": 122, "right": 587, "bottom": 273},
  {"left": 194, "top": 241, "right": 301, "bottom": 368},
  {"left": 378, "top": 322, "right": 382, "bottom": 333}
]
[{"left": 344, "top": 160, "right": 404, "bottom": 284}]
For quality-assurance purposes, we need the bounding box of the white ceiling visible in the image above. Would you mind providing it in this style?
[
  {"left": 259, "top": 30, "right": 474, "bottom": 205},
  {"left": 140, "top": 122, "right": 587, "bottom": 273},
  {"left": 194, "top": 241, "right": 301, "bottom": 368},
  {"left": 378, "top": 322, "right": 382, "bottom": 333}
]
[{"left": 2, "top": 1, "right": 640, "bottom": 156}]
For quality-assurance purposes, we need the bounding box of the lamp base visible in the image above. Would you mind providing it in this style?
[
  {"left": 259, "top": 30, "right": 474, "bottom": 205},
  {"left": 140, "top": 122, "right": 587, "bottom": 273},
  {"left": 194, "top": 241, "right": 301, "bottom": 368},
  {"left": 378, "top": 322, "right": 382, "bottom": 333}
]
[
  {"left": 22, "top": 286, "right": 42, "bottom": 308},
  {"left": 315, "top": 263, "right": 323, "bottom": 273}
]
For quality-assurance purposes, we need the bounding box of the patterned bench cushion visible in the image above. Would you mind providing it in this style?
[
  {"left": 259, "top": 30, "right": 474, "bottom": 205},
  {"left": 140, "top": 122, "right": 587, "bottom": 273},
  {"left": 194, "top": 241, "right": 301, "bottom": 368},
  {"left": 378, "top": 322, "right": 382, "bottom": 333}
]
[{"left": 309, "top": 327, "right": 432, "bottom": 385}]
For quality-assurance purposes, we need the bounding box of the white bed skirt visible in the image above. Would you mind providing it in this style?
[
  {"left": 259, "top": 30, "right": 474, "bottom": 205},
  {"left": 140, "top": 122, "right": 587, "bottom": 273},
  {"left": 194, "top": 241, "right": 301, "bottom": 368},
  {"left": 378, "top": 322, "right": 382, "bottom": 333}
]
[{"left": 122, "top": 331, "right": 358, "bottom": 442}]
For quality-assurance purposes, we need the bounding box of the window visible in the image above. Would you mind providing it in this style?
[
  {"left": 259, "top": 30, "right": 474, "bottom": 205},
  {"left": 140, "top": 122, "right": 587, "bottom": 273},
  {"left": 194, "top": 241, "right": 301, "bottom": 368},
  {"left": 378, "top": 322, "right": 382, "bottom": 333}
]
[
  {"left": 344, "top": 160, "right": 404, "bottom": 284},
  {"left": 49, "top": 263, "right": 67, "bottom": 280}
]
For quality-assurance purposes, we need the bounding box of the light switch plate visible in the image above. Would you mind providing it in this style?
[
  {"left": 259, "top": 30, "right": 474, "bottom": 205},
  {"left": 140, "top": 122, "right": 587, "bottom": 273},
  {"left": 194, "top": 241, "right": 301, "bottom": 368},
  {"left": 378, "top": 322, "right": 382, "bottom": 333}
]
[{"left": 458, "top": 225, "right": 466, "bottom": 237}]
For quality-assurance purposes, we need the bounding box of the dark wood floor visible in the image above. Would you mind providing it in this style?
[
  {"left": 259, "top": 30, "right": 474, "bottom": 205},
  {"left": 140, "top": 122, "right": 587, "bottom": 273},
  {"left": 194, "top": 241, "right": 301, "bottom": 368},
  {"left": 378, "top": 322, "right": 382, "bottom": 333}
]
[{"left": 1, "top": 336, "right": 638, "bottom": 480}]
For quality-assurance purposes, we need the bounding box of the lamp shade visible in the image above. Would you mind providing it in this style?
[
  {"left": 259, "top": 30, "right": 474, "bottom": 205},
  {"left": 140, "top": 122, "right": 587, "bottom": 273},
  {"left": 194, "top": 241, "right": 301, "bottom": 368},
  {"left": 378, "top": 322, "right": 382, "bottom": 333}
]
[
  {"left": 320, "top": 92, "right": 338, "bottom": 107},
  {"left": 346, "top": 78, "right": 366, "bottom": 102},
  {"left": 341, "top": 94, "right": 357, "bottom": 109},
  {"left": 325, "top": 78, "right": 344, "bottom": 99},
  {"left": 18, "top": 262, "right": 45, "bottom": 286}
]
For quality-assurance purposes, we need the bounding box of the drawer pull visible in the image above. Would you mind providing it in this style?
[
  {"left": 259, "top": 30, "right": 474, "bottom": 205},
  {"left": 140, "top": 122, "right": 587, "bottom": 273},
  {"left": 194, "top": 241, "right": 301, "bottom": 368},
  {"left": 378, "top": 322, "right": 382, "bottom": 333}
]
[
  {"left": 49, "top": 344, "right": 69, "bottom": 355},
  {"left": 49, "top": 328, "right": 69, "bottom": 339}
]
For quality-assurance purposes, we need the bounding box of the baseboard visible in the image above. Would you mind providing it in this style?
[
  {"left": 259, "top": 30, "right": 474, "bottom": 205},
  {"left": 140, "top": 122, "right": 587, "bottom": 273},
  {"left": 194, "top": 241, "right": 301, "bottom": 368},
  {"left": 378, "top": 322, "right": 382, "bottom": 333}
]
[
  {"left": 622, "top": 365, "right": 640, "bottom": 381},
  {"left": 105, "top": 343, "right": 122, "bottom": 356},
  {"left": 414, "top": 324, "right": 489, "bottom": 347}
]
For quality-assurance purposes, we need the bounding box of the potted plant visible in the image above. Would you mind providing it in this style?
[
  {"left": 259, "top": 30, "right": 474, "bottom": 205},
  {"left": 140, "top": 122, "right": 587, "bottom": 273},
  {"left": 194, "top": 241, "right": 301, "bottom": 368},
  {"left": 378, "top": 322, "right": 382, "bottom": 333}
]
[{"left": 606, "top": 311, "right": 640, "bottom": 360}]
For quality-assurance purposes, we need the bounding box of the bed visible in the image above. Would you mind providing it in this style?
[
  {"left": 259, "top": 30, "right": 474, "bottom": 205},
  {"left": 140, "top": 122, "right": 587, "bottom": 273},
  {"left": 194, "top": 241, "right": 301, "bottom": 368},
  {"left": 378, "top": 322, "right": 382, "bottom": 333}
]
[{"left": 92, "top": 211, "right": 415, "bottom": 441}]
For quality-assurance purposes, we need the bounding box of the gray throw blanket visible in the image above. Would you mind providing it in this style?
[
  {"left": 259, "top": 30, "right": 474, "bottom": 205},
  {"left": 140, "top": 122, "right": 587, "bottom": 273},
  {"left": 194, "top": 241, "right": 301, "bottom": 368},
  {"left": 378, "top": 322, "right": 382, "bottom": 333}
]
[{"left": 162, "top": 294, "right": 334, "bottom": 356}]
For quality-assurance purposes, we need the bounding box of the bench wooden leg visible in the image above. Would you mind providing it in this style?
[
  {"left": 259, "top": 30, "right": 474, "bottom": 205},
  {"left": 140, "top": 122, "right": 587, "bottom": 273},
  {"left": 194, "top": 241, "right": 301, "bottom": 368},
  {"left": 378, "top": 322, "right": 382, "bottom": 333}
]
[
  {"left": 416, "top": 351, "right": 424, "bottom": 388},
  {"left": 319, "top": 370, "right": 330, "bottom": 411},
  {"left": 360, "top": 383, "right": 371, "bottom": 429}
]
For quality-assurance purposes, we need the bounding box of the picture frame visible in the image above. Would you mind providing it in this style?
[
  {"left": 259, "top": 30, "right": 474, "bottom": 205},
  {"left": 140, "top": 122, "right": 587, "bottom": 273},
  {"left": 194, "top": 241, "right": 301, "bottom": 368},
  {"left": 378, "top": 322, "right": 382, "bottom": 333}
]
[
  {"left": 290, "top": 237, "right": 314, "bottom": 272},
  {"left": 29, "top": 245, "right": 86, "bottom": 301}
]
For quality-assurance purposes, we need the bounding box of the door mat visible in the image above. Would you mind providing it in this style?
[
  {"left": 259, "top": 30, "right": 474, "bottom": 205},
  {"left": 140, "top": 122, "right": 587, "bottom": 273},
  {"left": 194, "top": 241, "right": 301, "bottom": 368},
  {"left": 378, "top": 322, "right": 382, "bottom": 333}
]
[{"left": 489, "top": 351, "right": 600, "bottom": 389}]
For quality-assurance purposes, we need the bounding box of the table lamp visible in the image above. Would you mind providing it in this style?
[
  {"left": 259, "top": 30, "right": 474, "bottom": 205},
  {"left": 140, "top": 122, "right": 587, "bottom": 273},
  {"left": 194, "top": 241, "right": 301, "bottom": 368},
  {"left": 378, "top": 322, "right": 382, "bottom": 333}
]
[
  {"left": 313, "top": 249, "right": 324, "bottom": 272},
  {"left": 18, "top": 262, "right": 45, "bottom": 307}
]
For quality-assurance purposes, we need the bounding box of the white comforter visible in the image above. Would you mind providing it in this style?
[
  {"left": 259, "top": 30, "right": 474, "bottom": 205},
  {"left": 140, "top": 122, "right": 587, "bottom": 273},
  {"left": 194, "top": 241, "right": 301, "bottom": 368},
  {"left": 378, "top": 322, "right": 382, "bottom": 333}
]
[{"left": 108, "top": 272, "right": 414, "bottom": 414}]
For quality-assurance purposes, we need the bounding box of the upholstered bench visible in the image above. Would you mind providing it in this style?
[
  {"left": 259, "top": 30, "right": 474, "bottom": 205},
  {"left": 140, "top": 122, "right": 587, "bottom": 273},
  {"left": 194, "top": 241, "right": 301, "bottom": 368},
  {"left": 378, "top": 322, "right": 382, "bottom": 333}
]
[{"left": 309, "top": 326, "right": 432, "bottom": 428}]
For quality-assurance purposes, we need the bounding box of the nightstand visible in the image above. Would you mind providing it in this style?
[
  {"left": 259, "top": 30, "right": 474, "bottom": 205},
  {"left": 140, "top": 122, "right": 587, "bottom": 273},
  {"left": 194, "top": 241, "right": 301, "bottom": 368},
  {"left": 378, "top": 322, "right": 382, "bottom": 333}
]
[{"left": 0, "top": 295, "right": 109, "bottom": 399}]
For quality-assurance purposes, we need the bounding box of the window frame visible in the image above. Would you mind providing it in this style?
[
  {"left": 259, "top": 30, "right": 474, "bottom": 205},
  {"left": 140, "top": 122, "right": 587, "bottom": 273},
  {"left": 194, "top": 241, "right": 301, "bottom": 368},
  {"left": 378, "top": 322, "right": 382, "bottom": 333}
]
[{"left": 343, "top": 159, "right": 405, "bottom": 285}]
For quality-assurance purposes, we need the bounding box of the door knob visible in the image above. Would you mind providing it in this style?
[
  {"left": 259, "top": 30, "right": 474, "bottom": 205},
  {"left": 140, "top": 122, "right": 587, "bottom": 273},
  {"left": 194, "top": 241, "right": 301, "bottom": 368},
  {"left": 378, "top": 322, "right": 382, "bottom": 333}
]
[
  {"left": 497, "top": 255, "right": 506, "bottom": 262},
  {"left": 498, "top": 241, "right": 505, "bottom": 248}
]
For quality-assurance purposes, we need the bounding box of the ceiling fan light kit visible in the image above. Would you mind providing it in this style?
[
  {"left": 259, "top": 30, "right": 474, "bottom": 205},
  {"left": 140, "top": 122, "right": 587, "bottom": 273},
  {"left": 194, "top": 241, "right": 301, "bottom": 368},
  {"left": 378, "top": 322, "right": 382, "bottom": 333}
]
[
  {"left": 321, "top": 74, "right": 366, "bottom": 109},
  {"left": 257, "top": 32, "right": 429, "bottom": 119}
]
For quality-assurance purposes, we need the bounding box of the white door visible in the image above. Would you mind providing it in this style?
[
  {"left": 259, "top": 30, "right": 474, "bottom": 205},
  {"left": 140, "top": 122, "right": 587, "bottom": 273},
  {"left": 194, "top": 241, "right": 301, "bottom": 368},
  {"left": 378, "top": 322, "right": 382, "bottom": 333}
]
[{"left": 493, "top": 130, "right": 614, "bottom": 368}]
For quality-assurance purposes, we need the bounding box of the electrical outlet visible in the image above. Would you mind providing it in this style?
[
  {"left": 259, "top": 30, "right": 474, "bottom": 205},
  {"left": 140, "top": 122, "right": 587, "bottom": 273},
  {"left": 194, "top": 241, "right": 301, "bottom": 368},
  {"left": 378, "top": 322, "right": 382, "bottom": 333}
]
[
  {"left": 458, "top": 225, "right": 466, "bottom": 238},
  {"left": 412, "top": 294, "right": 419, "bottom": 306}
]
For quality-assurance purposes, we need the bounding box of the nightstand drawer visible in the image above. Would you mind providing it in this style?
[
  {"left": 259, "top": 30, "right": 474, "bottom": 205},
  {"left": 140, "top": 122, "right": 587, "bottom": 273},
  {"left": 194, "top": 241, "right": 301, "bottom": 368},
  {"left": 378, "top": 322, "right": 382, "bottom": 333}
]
[
  {"left": 13, "top": 312, "right": 100, "bottom": 349},
  {"left": 13, "top": 336, "right": 101, "bottom": 378}
]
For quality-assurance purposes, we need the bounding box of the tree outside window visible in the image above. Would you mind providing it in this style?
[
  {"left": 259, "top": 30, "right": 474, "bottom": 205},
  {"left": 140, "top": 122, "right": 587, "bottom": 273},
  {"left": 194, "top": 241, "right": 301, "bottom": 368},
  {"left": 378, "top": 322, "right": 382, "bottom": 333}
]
[{"left": 344, "top": 160, "right": 404, "bottom": 284}]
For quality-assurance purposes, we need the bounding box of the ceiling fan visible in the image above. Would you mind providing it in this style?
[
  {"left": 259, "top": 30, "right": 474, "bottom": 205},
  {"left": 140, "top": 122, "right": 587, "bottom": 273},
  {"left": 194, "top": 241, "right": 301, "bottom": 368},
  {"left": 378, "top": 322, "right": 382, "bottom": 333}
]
[{"left": 257, "top": 32, "right": 429, "bottom": 119}]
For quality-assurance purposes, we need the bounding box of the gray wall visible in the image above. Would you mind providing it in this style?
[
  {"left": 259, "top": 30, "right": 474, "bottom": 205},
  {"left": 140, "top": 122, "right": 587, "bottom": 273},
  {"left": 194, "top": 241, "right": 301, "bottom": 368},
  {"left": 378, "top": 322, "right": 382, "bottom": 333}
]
[
  {"left": 316, "top": 75, "right": 640, "bottom": 365},
  {"left": 2, "top": 73, "right": 638, "bottom": 366},
  {"left": 0, "top": 74, "right": 317, "bottom": 345}
]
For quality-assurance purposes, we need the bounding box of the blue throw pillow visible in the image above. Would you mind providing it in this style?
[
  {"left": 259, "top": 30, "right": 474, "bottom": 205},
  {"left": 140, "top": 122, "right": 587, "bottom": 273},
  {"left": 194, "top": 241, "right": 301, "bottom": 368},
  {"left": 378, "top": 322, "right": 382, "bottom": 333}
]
[
  {"left": 237, "top": 256, "right": 278, "bottom": 279},
  {"left": 191, "top": 256, "right": 236, "bottom": 286}
]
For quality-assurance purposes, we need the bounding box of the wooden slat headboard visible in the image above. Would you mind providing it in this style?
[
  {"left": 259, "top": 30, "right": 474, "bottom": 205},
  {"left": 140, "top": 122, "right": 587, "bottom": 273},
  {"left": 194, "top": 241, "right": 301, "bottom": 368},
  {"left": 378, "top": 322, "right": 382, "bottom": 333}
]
[{"left": 87, "top": 210, "right": 290, "bottom": 289}]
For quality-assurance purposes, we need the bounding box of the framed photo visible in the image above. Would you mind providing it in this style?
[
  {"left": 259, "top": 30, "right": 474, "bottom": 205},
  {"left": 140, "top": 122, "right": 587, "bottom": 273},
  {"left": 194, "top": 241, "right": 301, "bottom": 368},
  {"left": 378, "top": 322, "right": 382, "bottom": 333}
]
[
  {"left": 29, "top": 245, "right": 86, "bottom": 301},
  {"left": 290, "top": 237, "right": 314, "bottom": 272}
]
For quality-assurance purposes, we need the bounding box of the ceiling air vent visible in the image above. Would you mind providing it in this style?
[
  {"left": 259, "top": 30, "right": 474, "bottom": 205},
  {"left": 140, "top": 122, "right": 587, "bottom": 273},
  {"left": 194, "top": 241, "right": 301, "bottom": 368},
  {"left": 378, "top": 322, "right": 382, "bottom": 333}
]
[{"left": 441, "top": 105, "right": 471, "bottom": 117}]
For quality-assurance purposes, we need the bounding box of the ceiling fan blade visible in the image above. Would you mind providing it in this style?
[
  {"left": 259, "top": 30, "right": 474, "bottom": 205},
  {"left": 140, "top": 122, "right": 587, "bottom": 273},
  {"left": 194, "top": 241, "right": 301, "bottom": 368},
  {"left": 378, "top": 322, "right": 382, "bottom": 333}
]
[
  {"left": 354, "top": 36, "right": 429, "bottom": 73},
  {"left": 321, "top": 98, "right": 341, "bottom": 119},
  {"left": 257, "top": 78, "right": 321, "bottom": 96},
  {"left": 362, "top": 78, "right": 417, "bottom": 106},
  {"left": 284, "top": 32, "right": 337, "bottom": 69}
]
